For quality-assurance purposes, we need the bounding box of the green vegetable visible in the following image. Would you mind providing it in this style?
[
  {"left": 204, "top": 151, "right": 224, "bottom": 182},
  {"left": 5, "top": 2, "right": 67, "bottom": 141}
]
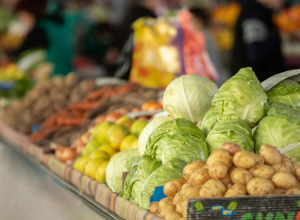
[
  {"left": 206, "top": 118, "right": 254, "bottom": 153},
  {"left": 267, "top": 80, "right": 300, "bottom": 110},
  {"left": 212, "top": 67, "right": 267, "bottom": 128},
  {"left": 120, "top": 165, "right": 138, "bottom": 199},
  {"left": 200, "top": 108, "right": 219, "bottom": 136},
  {"left": 105, "top": 149, "right": 141, "bottom": 192},
  {"left": 253, "top": 102, "right": 300, "bottom": 161},
  {"left": 144, "top": 118, "right": 209, "bottom": 163},
  {"left": 163, "top": 74, "right": 218, "bottom": 123}
]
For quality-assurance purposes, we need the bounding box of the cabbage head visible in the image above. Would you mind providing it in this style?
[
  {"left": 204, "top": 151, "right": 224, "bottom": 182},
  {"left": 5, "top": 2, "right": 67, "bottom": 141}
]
[
  {"left": 163, "top": 75, "right": 218, "bottom": 123},
  {"left": 206, "top": 118, "right": 254, "bottom": 153},
  {"left": 200, "top": 108, "right": 219, "bottom": 136},
  {"left": 254, "top": 102, "right": 300, "bottom": 161},
  {"left": 105, "top": 149, "right": 141, "bottom": 193},
  {"left": 144, "top": 118, "right": 209, "bottom": 163},
  {"left": 138, "top": 116, "right": 173, "bottom": 156},
  {"left": 267, "top": 80, "right": 300, "bottom": 110},
  {"left": 212, "top": 67, "right": 267, "bottom": 128}
]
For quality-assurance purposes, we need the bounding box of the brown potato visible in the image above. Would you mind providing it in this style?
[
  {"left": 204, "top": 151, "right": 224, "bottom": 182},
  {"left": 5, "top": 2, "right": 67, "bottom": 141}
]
[
  {"left": 224, "top": 183, "right": 247, "bottom": 197},
  {"left": 293, "top": 162, "right": 299, "bottom": 170},
  {"left": 246, "top": 177, "right": 274, "bottom": 195},
  {"left": 269, "top": 188, "right": 287, "bottom": 195},
  {"left": 150, "top": 203, "right": 159, "bottom": 214},
  {"left": 182, "top": 160, "right": 206, "bottom": 181},
  {"left": 199, "top": 179, "right": 226, "bottom": 198},
  {"left": 206, "top": 149, "right": 232, "bottom": 169},
  {"left": 296, "top": 166, "right": 300, "bottom": 180},
  {"left": 182, "top": 185, "right": 202, "bottom": 201},
  {"left": 233, "top": 151, "right": 256, "bottom": 169},
  {"left": 176, "top": 200, "right": 188, "bottom": 217},
  {"left": 177, "top": 218, "right": 186, "bottom": 220},
  {"left": 220, "top": 173, "right": 232, "bottom": 186},
  {"left": 259, "top": 144, "right": 281, "bottom": 165},
  {"left": 230, "top": 168, "right": 252, "bottom": 184},
  {"left": 173, "top": 192, "right": 182, "bottom": 205},
  {"left": 281, "top": 154, "right": 293, "bottom": 170},
  {"left": 248, "top": 164, "right": 275, "bottom": 179},
  {"left": 164, "top": 178, "right": 186, "bottom": 197},
  {"left": 295, "top": 181, "right": 300, "bottom": 189},
  {"left": 272, "top": 163, "right": 295, "bottom": 176},
  {"left": 286, "top": 188, "right": 300, "bottom": 195},
  {"left": 209, "top": 161, "right": 228, "bottom": 179},
  {"left": 165, "top": 211, "right": 183, "bottom": 220},
  {"left": 188, "top": 168, "right": 210, "bottom": 186},
  {"left": 249, "top": 152, "right": 265, "bottom": 165},
  {"left": 202, "top": 164, "right": 209, "bottom": 169},
  {"left": 228, "top": 166, "right": 238, "bottom": 175},
  {"left": 221, "top": 142, "right": 244, "bottom": 156},
  {"left": 158, "top": 197, "right": 174, "bottom": 214},
  {"left": 160, "top": 204, "right": 176, "bottom": 218},
  {"left": 173, "top": 184, "right": 192, "bottom": 205},
  {"left": 182, "top": 182, "right": 192, "bottom": 189},
  {"left": 272, "top": 172, "right": 296, "bottom": 189}
]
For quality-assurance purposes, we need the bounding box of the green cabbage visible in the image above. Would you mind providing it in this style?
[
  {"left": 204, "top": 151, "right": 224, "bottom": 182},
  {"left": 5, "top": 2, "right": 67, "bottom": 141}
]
[
  {"left": 105, "top": 149, "right": 141, "bottom": 193},
  {"left": 200, "top": 108, "right": 219, "bottom": 136},
  {"left": 163, "top": 75, "right": 218, "bottom": 123},
  {"left": 206, "top": 118, "right": 254, "bottom": 153},
  {"left": 253, "top": 102, "right": 300, "bottom": 161},
  {"left": 119, "top": 165, "right": 138, "bottom": 199},
  {"left": 138, "top": 116, "right": 173, "bottom": 156},
  {"left": 212, "top": 67, "right": 267, "bottom": 128},
  {"left": 267, "top": 80, "right": 300, "bottom": 110},
  {"left": 144, "top": 118, "right": 209, "bottom": 163}
]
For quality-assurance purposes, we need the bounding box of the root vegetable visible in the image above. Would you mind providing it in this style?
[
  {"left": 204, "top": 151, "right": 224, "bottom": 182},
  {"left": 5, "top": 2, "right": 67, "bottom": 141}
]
[
  {"left": 188, "top": 168, "right": 210, "bottom": 186},
  {"left": 165, "top": 211, "right": 183, "bottom": 220},
  {"left": 272, "top": 163, "right": 295, "bottom": 176},
  {"left": 233, "top": 151, "right": 256, "bottom": 169},
  {"left": 293, "top": 162, "right": 299, "bottom": 170},
  {"left": 296, "top": 166, "right": 300, "bottom": 180},
  {"left": 220, "top": 173, "right": 232, "bottom": 186},
  {"left": 160, "top": 204, "right": 176, "bottom": 218},
  {"left": 286, "top": 188, "right": 300, "bottom": 195},
  {"left": 269, "top": 188, "right": 287, "bottom": 195},
  {"left": 209, "top": 161, "right": 228, "bottom": 179},
  {"left": 230, "top": 168, "right": 252, "bottom": 184},
  {"left": 249, "top": 152, "right": 264, "bottom": 165},
  {"left": 207, "top": 149, "right": 232, "bottom": 169},
  {"left": 246, "top": 177, "right": 274, "bottom": 196},
  {"left": 272, "top": 172, "right": 296, "bottom": 189},
  {"left": 150, "top": 203, "right": 159, "bottom": 214},
  {"left": 158, "top": 197, "right": 174, "bottom": 214},
  {"left": 224, "top": 183, "right": 247, "bottom": 197},
  {"left": 248, "top": 164, "right": 275, "bottom": 179},
  {"left": 199, "top": 179, "right": 226, "bottom": 198},
  {"left": 182, "top": 185, "right": 202, "bottom": 201},
  {"left": 259, "top": 144, "right": 281, "bottom": 165},
  {"left": 182, "top": 160, "right": 206, "bottom": 181},
  {"left": 221, "top": 142, "right": 244, "bottom": 156},
  {"left": 176, "top": 200, "right": 188, "bottom": 217},
  {"left": 164, "top": 178, "right": 186, "bottom": 197}
]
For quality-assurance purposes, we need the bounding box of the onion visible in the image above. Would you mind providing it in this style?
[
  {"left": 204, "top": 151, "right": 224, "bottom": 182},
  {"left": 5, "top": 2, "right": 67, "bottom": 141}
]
[
  {"left": 105, "top": 112, "right": 123, "bottom": 122},
  {"left": 132, "top": 107, "right": 141, "bottom": 112},
  {"left": 141, "top": 100, "right": 156, "bottom": 111},
  {"left": 95, "top": 115, "right": 106, "bottom": 124},
  {"left": 115, "top": 108, "right": 130, "bottom": 115},
  {"left": 61, "top": 147, "right": 76, "bottom": 163}
]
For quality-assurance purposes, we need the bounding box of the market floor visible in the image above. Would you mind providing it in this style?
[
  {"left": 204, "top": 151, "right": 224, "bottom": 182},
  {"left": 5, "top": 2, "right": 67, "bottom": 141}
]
[{"left": 0, "top": 142, "right": 106, "bottom": 220}]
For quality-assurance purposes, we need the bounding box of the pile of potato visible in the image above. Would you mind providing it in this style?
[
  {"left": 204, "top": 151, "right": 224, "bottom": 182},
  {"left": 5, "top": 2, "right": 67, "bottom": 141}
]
[{"left": 150, "top": 143, "right": 300, "bottom": 220}]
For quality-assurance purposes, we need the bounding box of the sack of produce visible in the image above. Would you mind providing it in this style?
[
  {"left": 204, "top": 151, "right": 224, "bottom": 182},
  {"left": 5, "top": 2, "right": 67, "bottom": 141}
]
[
  {"left": 163, "top": 74, "right": 218, "bottom": 123},
  {"left": 212, "top": 67, "right": 268, "bottom": 128},
  {"left": 144, "top": 118, "right": 209, "bottom": 164},
  {"left": 266, "top": 79, "right": 300, "bottom": 110},
  {"left": 206, "top": 118, "right": 254, "bottom": 153},
  {"left": 254, "top": 102, "right": 300, "bottom": 162},
  {"left": 200, "top": 108, "right": 219, "bottom": 136}
]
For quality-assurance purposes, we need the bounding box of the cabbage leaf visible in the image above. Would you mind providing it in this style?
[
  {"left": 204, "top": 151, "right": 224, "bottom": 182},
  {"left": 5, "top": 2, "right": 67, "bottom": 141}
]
[{"left": 200, "top": 108, "right": 219, "bottom": 136}]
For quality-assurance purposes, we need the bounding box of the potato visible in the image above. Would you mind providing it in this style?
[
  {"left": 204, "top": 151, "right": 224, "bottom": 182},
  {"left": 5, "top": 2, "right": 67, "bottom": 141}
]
[
  {"left": 176, "top": 200, "right": 188, "bottom": 217},
  {"left": 164, "top": 178, "right": 186, "bottom": 197},
  {"left": 272, "top": 163, "right": 295, "bottom": 176},
  {"left": 188, "top": 168, "right": 210, "bottom": 186},
  {"left": 230, "top": 168, "right": 252, "bottom": 184},
  {"left": 182, "top": 185, "right": 202, "bottom": 201},
  {"left": 173, "top": 192, "right": 182, "bottom": 205},
  {"left": 182, "top": 160, "right": 206, "bottom": 181},
  {"left": 158, "top": 197, "right": 174, "bottom": 214},
  {"left": 160, "top": 204, "right": 176, "bottom": 218},
  {"left": 249, "top": 152, "right": 264, "bottom": 165},
  {"left": 209, "top": 161, "right": 228, "bottom": 179},
  {"left": 199, "top": 179, "right": 226, "bottom": 198},
  {"left": 259, "top": 144, "right": 281, "bottom": 165},
  {"left": 228, "top": 166, "right": 238, "bottom": 175},
  {"left": 207, "top": 149, "right": 232, "bottom": 169},
  {"left": 233, "top": 151, "right": 256, "bottom": 169},
  {"left": 269, "top": 188, "right": 287, "bottom": 195},
  {"left": 295, "top": 181, "right": 300, "bottom": 189},
  {"left": 224, "top": 183, "right": 247, "bottom": 197},
  {"left": 272, "top": 172, "right": 296, "bottom": 189},
  {"left": 286, "top": 188, "right": 300, "bottom": 195},
  {"left": 182, "top": 182, "right": 192, "bottom": 189},
  {"left": 248, "top": 164, "right": 274, "bottom": 179},
  {"left": 220, "top": 173, "right": 232, "bottom": 186},
  {"left": 296, "top": 166, "right": 300, "bottom": 180},
  {"left": 293, "top": 162, "right": 299, "bottom": 170},
  {"left": 246, "top": 177, "right": 274, "bottom": 195},
  {"left": 203, "top": 164, "right": 209, "bottom": 169},
  {"left": 281, "top": 154, "right": 293, "bottom": 168},
  {"left": 165, "top": 211, "right": 183, "bottom": 220},
  {"left": 173, "top": 184, "right": 192, "bottom": 205},
  {"left": 150, "top": 203, "right": 159, "bottom": 214},
  {"left": 221, "top": 142, "right": 244, "bottom": 156}
]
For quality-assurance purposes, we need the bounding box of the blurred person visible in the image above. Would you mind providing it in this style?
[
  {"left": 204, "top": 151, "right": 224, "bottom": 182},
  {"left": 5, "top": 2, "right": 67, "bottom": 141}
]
[
  {"left": 189, "top": 7, "right": 229, "bottom": 86},
  {"left": 11, "top": 0, "right": 73, "bottom": 75},
  {"left": 231, "top": 0, "right": 284, "bottom": 82}
]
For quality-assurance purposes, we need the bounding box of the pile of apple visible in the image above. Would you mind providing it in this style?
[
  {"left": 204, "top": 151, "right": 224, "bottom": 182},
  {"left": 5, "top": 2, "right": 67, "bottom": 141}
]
[{"left": 73, "top": 116, "right": 148, "bottom": 183}]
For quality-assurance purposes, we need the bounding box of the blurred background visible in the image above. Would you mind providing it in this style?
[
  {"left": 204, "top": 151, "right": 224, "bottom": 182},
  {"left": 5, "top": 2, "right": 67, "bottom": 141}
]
[{"left": 0, "top": 0, "right": 300, "bottom": 98}]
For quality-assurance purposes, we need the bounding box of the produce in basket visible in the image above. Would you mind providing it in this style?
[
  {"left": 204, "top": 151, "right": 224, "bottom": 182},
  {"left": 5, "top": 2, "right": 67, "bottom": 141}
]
[{"left": 199, "top": 108, "right": 219, "bottom": 137}]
